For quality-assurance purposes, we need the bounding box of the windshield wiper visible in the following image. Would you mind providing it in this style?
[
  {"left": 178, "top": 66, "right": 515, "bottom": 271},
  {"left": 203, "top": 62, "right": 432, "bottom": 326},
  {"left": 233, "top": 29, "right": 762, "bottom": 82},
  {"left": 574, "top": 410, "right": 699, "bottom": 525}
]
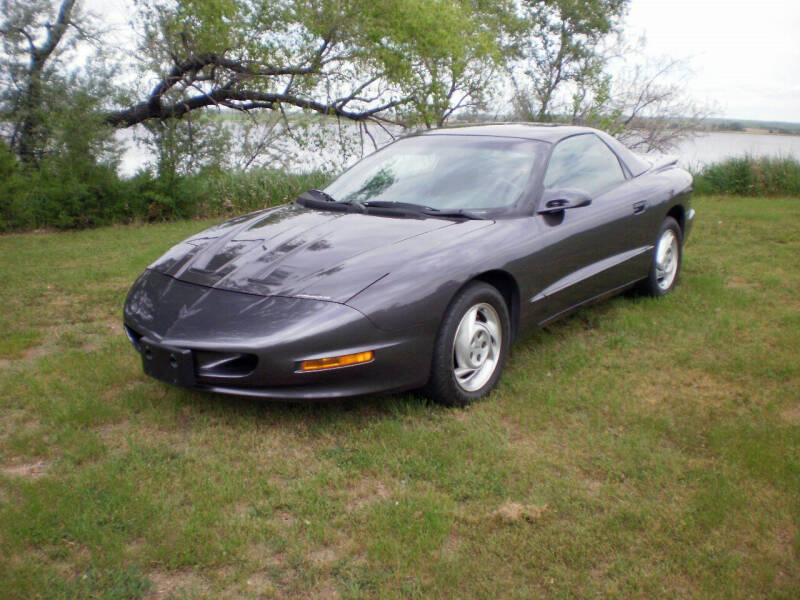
[
  {"left": 419, "top": 207, "right": 486, "bottom": 220},
  {"left": 362, "top": 200, "right": 436, "bottom": 211},
  {"left": 301, "top": 189, "right": 337, "bottom": 203},
  {"left": 361, "top": 201, "right": 486, "bottom": 220},
  {"left": 341, "top": 198, "right": 366, "bottom": 212},
  {"left": 297, "top": 189, "right": 366, "bottom": 213}
]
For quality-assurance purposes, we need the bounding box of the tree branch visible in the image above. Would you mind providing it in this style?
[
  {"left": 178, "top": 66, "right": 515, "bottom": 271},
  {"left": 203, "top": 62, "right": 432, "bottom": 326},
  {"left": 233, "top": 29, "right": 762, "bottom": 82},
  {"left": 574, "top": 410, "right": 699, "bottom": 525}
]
[
  {"left": 33, "top": 0, "right": 76, "bottom": 65},
  {"left": 106, "top": 87, "right": 410, "bottom": 128}
]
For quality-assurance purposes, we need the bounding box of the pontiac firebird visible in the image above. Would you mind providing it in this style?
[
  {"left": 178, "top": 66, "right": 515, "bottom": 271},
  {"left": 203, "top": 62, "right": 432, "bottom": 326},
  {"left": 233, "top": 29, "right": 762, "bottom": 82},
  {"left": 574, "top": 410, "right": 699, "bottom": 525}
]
[{"left": 123, "top": 124, "right": 694, "bottom": 405}]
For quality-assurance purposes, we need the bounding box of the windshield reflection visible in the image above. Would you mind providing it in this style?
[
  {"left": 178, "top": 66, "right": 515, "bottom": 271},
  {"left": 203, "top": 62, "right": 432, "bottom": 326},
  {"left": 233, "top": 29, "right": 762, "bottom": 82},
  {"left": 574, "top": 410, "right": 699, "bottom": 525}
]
[{"left": 324, "top": 135, "right": 545, "bottom": 210}]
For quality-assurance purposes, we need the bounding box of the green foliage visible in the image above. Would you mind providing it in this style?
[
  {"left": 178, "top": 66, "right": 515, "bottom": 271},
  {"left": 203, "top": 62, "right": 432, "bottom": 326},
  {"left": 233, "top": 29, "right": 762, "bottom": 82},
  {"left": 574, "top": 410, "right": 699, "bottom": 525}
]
[
  {"left": 0, "top": 162, "right": 329, "bottom": 232},
  {"left": 1, "top": 1, "right": 114, "bottom": 163},
  {"left": 692, "top": 156, "right": 800, "bottom": 196},
  {"left": 128, "top": 0, "right": 510, "bottom": 129},
  {"left": 143, "top": 113, "right": 232, "bottom": 180},
  {"left": 512, "top": 0, "right": 629, "bottom": 120}
]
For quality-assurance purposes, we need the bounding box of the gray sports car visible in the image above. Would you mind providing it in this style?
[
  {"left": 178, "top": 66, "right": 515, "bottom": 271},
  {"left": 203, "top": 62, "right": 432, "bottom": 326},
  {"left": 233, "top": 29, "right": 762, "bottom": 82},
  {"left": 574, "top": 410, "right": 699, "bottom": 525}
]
[{"left": 123, "top": 124, "right": 694, "bottom": 405}]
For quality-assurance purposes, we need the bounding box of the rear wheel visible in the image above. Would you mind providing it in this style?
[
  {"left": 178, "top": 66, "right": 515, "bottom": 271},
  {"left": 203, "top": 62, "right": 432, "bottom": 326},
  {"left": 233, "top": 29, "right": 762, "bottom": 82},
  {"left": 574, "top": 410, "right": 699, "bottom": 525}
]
[
  {"left": 424, "top": 282, "right": 510, "bottom": 406},
  {"left": 642, "top": 216, "right": 683, "bottom": 297}
]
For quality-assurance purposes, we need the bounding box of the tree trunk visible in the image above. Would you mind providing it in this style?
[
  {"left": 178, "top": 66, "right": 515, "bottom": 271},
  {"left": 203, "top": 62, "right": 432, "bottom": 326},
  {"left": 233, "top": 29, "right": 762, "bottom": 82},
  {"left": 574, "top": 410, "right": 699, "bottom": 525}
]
[
  {"left": 18, "top": 65, "right": 45, "bottom": 164},
  {"left": 14, "top": 0, "right": 77, "bottom": 164}
]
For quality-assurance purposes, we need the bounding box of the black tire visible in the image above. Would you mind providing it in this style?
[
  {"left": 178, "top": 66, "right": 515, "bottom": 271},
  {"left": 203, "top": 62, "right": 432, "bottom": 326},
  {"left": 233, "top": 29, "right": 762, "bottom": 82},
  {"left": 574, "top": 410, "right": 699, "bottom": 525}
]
[
  {"left": 424, "top": 282, "right": 511, "bottom": 407},
  {"left": 641, "top": 216, "right": 683, "bottom": 297}
]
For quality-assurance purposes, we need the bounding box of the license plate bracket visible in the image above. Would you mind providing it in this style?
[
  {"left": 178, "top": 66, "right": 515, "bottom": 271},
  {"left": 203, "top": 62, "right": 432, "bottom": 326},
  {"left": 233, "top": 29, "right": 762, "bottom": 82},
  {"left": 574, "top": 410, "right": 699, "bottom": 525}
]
[{"left": 140, "top": 338, "right": 196, "bottom": 387}]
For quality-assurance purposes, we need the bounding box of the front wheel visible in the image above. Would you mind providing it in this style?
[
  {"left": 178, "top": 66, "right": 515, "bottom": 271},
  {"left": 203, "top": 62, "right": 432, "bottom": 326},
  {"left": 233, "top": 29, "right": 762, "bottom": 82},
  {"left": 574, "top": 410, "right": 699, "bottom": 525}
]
[
  {"left": 424, "top": 282, "right": 510, "bottom": 406},
  {"left": 641, "top": 216, "right": 683, "bottom": 297}
]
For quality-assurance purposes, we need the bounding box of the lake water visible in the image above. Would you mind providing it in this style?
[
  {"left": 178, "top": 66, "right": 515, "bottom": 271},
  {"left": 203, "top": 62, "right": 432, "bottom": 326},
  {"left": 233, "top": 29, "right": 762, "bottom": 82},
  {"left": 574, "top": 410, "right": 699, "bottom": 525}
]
[
  {"left": 672, "top": 131, "right": 800, "bottom": 168},
  {"left": 116, "top": 126, "right": 800, "bottom": 176}
]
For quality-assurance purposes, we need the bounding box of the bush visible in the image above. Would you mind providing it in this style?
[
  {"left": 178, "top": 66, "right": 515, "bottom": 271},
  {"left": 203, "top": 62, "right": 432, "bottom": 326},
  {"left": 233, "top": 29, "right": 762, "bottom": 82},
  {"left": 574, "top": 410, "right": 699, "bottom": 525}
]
[
  {"left": 194, "top": 168, "right": 330, "bottom": 215},
  {"left": 0, "top": 161, "right": 330, "bottom": 232},
  {"left": 692, "top": 156, "right": 800, "bottom": 196}
]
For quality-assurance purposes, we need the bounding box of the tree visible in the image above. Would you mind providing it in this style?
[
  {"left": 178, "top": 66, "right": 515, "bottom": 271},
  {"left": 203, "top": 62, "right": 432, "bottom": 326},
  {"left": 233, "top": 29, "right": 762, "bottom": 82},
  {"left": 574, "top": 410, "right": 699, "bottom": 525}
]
[
  {"left": 509, "top": 3, "right": 711, "bottom": 153},
  {"left": 510, "top": 0, "right": 628, "bottom": 121},
  {"left": 566, "top": 36, "right": 714, "bottom": 152},
  {"left": 2, "top": 0, "right": 517, "bottom": 167},
  {"left": 401, "top": 0, "right": 518, "bottom": 128},
  {"left": 402, "top": 42, "right": 499, "bottom": 129},
  {"left": 105, "top": 0, "right": 504, "bottom": 133},
  {"left": 0, "top": 0, "right": 105, "bottom": 164}
]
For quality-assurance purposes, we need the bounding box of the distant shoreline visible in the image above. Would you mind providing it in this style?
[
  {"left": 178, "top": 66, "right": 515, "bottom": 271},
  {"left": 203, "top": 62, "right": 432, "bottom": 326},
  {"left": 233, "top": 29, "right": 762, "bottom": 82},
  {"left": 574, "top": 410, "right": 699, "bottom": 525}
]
[
  {"left": 695, "top": 128, "right": 800, "bottom": 137},
  {"left": 701, "top": 117, "right": 800, "bottom": 136}
]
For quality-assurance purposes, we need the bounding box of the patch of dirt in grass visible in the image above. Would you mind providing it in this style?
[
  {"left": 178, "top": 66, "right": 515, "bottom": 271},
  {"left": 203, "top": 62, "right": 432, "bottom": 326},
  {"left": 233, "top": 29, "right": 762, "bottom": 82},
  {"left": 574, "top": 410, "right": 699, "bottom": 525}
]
[
  {"left": 0, "top": 341, "right": 56, "bottom": 370},
  {"left": 272, "top": 509, "right": 297, "bottom": 526},
  {"left": 229, "top": 501, "right": 253, "bottom": 519},
  {"left": 584, "top": 477, "right": 604, "bottom": 495},
  {"left": 772, "top": 520, "right": 799, "bottom": 588},
  {"left": 726, "top": 276, "right": 758, "bottom": 290},
  {"left": 96, "top": 419, "right": 193, "bottom": 455},
  {"left": 588, "top": 558, "right": 616, "bottom": 583},
  {"left": 0, "top": 460, "right": 49, "bottom": 479},
  {"left": 174, "top": 405, "right": 196, "bottom": 430},
  {"left": 310, "top": 577, "right": 341, "bottom": 600},
  {"left": 307, "top": 533, "right": 354, "bottom": 568},
  {"left": 636, "top": 368, "right": 736, "bottom": 411},
  {"left": 124, "top": 537, "right": 147, "bottom": 560},
  {"left": 441, "top": 532, "right": 462, "bottom": 560},
  {"left": 490, "top": 501, "right": 548, "bottom": 523},
  {"left": 0, "top": 316, "right": 121, "bottom": 370},
  {"left": 776, "top": 520, "right": 797, "bottom": 559},
  {"left": 0, "top": 410, "right": 43, "bottom": 441},
  {"left": 245, "top": 571, "right": 277, "bottom": 596},
  {"left": 96, "top": 421, "right": 132, "bottom": 450},
  {"left": 345, "top": 477, "right": 392, "bottom": 512},
  {"left": 780, "top": 404, "right": 800, "bottom": 425},
  {"left": 309, "top": 547, "right": 339, "bottom": 566},
  {"left": 145, "top": 570, "right": 207, "bottom": 600},
  {"left": 246, "top": 543, "right": 287, "bottom": 565},
  {"left": 59, "top": 331, "right": 109, "bottom": 354}
]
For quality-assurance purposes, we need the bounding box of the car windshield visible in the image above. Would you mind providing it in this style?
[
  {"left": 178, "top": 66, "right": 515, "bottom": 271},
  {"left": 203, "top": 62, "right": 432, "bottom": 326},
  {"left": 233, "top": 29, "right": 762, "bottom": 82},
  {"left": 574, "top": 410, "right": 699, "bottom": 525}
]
[{"left": 323, "top": 135, "right": 545, "bottom": 210}]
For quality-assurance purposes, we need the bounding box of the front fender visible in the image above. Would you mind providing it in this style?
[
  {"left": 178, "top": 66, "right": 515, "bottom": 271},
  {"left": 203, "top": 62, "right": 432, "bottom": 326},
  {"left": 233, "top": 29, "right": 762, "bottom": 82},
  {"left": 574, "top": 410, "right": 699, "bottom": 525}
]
[{"left": 346, "top": 220, "right": 520, "bottom": 332}]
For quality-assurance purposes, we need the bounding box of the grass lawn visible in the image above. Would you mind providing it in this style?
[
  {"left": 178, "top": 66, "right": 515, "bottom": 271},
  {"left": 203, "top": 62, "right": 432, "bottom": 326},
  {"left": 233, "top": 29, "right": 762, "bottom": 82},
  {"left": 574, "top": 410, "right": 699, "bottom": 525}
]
[{"left": 0, "top": 196, "right": 798, "bottom": 599}]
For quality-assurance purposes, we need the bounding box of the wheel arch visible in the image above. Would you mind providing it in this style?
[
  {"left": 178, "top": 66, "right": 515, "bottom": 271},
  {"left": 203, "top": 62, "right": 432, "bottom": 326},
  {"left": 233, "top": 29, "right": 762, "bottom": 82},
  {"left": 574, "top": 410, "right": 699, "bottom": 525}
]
[
  {"left": 472, "top": 270, "right": 521, "bottom": 344},
  {"left": 666, "top": 204, "right": 685, "bottom": 234}
]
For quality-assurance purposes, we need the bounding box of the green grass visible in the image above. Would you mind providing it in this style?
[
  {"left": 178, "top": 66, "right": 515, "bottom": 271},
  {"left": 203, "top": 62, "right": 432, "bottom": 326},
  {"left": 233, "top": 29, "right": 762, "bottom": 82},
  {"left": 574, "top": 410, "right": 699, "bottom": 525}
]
[
  {"left": 1, "top": 196, "right": 798, "bottom": 599},
  {"left": 693, "top": 156, "right": 800, "bottom": 196}
]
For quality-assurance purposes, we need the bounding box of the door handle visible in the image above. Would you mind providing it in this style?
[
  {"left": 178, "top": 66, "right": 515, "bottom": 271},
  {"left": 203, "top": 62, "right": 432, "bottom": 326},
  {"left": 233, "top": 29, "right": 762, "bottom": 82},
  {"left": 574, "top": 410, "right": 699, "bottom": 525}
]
[{"left": 632, "top": 200, "right": 647, "bottom": 214}]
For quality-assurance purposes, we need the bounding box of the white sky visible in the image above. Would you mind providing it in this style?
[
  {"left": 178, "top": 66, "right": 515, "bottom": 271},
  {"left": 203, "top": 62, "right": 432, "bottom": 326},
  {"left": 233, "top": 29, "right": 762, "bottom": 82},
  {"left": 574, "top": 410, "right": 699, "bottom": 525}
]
[
  {"left": 625, "top": 0, "right": 800, "bottom": 122},
  {"left": 87, "top": 0, "right": 800, "bottom": 123}
]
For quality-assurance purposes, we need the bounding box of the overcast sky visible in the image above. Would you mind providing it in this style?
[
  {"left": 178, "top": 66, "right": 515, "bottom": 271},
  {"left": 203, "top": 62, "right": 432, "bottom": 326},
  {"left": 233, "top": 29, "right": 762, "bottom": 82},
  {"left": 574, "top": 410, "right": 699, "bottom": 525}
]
[
  {"left": 625, "top": 0, "right": 800, "bottom": 122},
  {"left": 89, "top": 0, "right": 800, "bottom": 124}
]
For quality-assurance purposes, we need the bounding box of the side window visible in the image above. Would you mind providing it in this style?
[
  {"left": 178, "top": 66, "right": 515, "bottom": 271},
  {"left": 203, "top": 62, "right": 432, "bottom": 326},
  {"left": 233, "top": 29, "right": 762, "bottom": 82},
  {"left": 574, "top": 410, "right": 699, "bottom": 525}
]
[{"left": 544, "top": 134, "right": 626, "bottom": 196}]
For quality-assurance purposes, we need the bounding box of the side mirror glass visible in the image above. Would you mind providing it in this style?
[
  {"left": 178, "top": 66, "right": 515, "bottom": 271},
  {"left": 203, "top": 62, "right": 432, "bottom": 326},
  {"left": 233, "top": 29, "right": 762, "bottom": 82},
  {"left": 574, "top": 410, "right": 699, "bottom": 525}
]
[{"left": 538, "top": 188, "right": 592, "bottom": 214}]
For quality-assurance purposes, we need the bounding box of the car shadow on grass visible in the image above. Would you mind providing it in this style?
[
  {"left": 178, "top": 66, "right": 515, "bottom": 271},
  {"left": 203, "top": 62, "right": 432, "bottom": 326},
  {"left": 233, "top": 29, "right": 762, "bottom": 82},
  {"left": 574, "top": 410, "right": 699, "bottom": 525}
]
[{"left": 148, "top": 382, "right": 442, "bottom": 434}]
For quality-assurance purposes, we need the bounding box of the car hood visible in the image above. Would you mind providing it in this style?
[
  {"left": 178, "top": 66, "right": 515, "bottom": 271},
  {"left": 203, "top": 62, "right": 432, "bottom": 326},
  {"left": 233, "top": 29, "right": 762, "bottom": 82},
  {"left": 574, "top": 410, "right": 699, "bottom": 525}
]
[{"left": 149, "top": 203, "right": 492, "bottom": 303}]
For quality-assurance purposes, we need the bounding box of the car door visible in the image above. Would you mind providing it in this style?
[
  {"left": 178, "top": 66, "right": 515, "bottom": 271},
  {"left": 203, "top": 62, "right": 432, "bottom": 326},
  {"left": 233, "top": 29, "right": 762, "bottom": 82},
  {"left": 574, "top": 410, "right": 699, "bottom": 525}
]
[{"left": 527, "top": 133, "right": 647, "bottom": 323}]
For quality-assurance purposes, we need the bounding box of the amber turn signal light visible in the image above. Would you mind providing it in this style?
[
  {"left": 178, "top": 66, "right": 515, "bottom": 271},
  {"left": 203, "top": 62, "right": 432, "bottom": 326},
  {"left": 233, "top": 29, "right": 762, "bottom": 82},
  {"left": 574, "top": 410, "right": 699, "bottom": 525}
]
[{"left": 300, "top": 351, "right": 374, "bottom": 372}]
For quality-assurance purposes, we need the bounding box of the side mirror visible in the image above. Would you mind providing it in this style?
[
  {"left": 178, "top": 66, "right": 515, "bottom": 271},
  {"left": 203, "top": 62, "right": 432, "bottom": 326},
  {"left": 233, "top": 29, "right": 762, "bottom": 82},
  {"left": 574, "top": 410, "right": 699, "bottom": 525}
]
[{"left": 538, "top": 188, "right": 592, "bottom": 214}]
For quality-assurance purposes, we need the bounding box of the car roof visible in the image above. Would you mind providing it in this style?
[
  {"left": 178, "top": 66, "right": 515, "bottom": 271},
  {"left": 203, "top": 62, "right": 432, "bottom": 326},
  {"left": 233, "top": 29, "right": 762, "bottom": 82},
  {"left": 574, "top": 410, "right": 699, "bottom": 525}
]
[
  {"left": 420, "top": 123, "right": 652, "bottom": 176},
  {"left": 420, "top": 123, "right": 599, "bottom": 144}
]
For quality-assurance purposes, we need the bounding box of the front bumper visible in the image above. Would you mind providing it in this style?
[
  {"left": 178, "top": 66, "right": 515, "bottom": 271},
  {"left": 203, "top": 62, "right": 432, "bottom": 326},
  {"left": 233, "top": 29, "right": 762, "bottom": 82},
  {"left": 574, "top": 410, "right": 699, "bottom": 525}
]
[{"left": 123, "top": 270, "right": 433, "bottom": 400}]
